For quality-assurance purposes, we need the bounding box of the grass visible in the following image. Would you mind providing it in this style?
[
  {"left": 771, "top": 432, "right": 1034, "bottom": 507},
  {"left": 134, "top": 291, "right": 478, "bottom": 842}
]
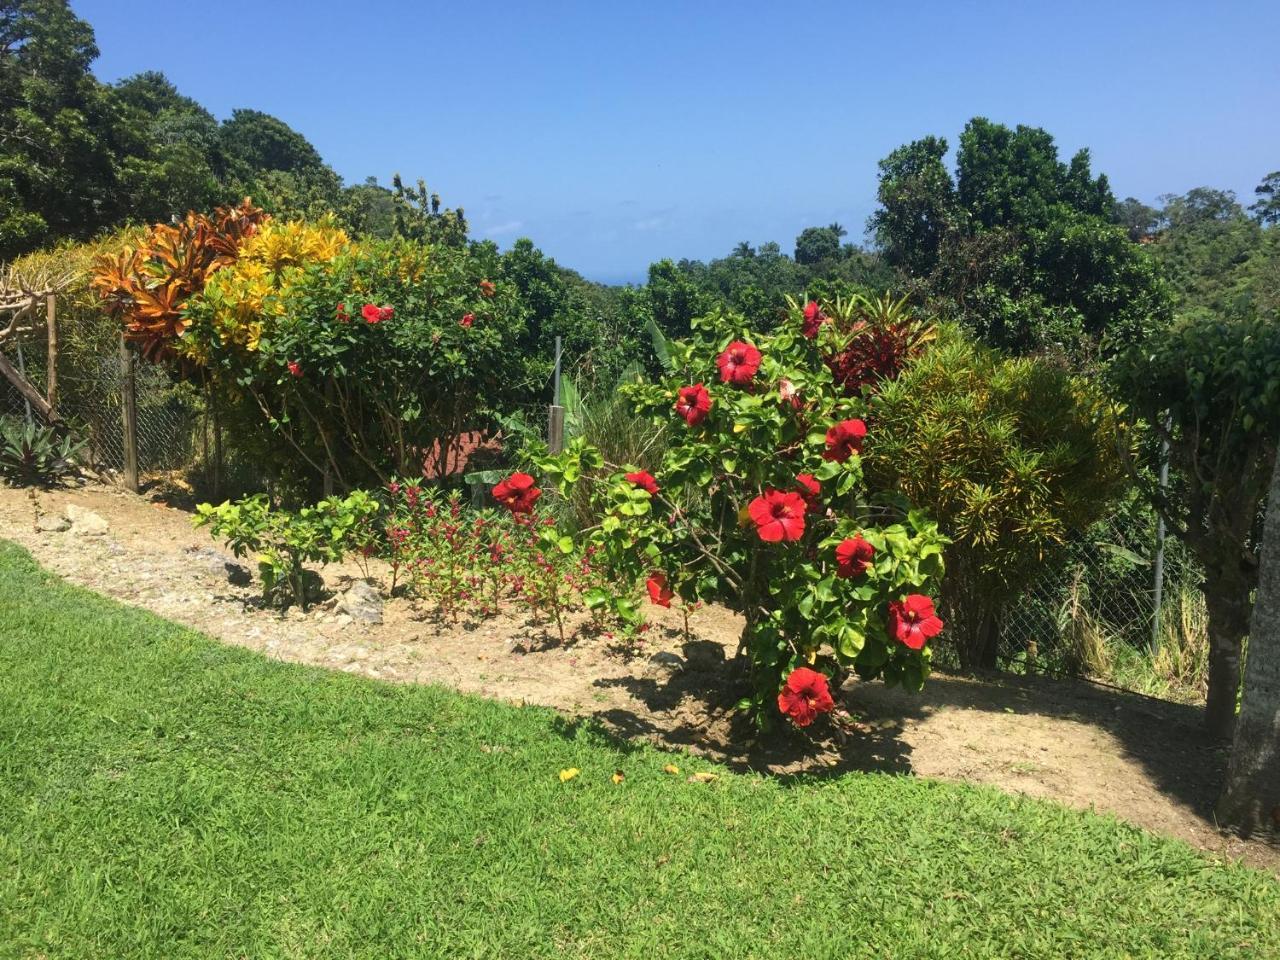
[{"left": 1, "top": 542, "right": 1277, "bottom": 959}]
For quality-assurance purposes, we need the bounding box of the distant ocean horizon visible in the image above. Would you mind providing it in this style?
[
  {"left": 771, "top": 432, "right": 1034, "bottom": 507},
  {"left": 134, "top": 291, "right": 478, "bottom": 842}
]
[{"left": 582, "top": 271, "right": 647, "bottom": 288}]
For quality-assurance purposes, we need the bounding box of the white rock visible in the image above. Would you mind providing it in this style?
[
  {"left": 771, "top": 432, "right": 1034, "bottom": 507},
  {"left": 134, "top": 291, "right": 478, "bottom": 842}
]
[
  {"left": 35, "top": 515, "right": 70, "bottom": 532},
  {"left": 337, "top": 580, "right": 383, "bottom": 624},
  {"left": 64, "top": 504, "right": 109, "bottom": 537}
]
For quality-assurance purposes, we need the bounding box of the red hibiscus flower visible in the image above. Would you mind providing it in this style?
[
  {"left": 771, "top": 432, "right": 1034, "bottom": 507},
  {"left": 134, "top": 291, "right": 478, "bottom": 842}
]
[
  {"left": 479, "top": 279, "right": 496, "bottom": 297},
  {"left": 625, "top": 470, "right": 659, "bottom": 495},
  {"left": 674, "top": 384, "right": 712, "bottom": 425},
  {"left": 887, "top": 594, "right": 944, "bottom": 650},
  {"left": 801, "top": 300, "right": 826, "bottom": 338},
  {"left": 823, "top": 418, "right": 867, "bottom": 462},
  {"left": 646, "top": 572, "right": 673, "bottom": 607},
  {"left": 460, "top": 312, "right": 474, "bottom": 328},
  {"left": 777, "top": 667, "right": 835, "bottom": 727},
  {"left": 795, "top": 473, "right": 820, "bottom": 510},
  {"left": 717, "top": 340, "right": 762, "bottom": 386},
  {"left": 377, "top": 305, "right": 394, "bottom": 322},
  {"left": 492, "top": 472, "right": 542, "bottom": 514},
  {"left": 287, "top": 360, "right": 302, "bottom": 378},
  {"left": 835, "top": 535, "right": 874, "bottom": 578},
  {"left": 361, "top": 303, "right": 382, "bottom": 323},
  {"left": 748, "top": 489, "right": 807, "bottom": 542},
  {"left": 336, "top": 302, "right": 349, "bottom": 321}
]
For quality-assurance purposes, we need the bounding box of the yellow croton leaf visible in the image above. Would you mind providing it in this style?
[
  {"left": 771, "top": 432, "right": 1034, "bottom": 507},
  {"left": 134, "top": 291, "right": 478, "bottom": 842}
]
[
  {"left": 611, "top": 770, "right": 625, "bottom": 785},
  {"left": 662, "top": 763, "right": 680, "bottom": 775},
  {"left": 558, "top": 768, "right": 580, "bottom": 783}
]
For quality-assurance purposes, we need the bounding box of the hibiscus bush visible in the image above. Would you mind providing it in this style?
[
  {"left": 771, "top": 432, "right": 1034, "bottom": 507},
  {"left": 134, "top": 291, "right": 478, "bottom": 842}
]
[
  {"left": 532, "top": 304, "right": 947, "bottom": 728},
  {"left": 93, "top": 204, "right": 532, "bottom": 494}
]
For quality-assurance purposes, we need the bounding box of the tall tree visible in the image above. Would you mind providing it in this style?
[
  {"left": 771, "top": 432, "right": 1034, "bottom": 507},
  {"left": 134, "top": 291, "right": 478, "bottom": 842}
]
[
  {"left": 794, "top": 225, "right": 842, "bottom": 265},
  {"left": 1113, "top": 315, "right": 1280, "bottom": 739},
  {"left": 1250, "top": 171, "right": 1280, "bottom": 226},
  {"left": 870, "top": 118, "right": 1168, "bottom": 361},
  {"left": 869, "top": 135, "right": 956, "bottom": 275},
  {"left": 0, "top": 0, "right": 117, "bottom": 256},
  {"left": 1217, "top": 445, "right": 1280, "bottom": 838}
]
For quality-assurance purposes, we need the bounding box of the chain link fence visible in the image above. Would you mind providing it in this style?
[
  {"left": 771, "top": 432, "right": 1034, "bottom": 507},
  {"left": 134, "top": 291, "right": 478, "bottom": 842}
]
[
  {"left": 993, "top": 512, "right": 1205, "bottom": 686},
  {"left": 1, "top": 338, "right": 203, "bottom": 478}
]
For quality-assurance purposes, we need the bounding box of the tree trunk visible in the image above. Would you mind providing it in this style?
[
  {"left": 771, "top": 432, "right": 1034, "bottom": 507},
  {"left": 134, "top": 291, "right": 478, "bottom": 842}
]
[
  {"left": 1217, "top": 454, "right": 1280, "bottom": 838},
  {"left": 1202, "top": 564, "right": 1252, "bottom": 741}
]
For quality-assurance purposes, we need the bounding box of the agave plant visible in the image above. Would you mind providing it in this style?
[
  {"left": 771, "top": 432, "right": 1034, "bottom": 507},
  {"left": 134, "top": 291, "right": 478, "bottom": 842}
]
[{"left": 0, "top": 417, "right": 85, "bottom": 486}]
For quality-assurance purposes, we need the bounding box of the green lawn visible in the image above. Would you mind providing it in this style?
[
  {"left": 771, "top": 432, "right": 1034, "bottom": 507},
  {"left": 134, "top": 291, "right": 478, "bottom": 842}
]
[{"left": 1, "top": 541, "right": 1277, "bottom": 959}]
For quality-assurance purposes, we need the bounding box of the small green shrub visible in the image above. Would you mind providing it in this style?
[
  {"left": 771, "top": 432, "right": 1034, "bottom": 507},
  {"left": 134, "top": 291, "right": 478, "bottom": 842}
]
[
  {"left": 865, "top": 326, "right": 1128, "bottom": 669},
  {"left": 0, "top": 417, "right": 84, "bottom": 486},
  {"left": 193, "top": 491, "right": 379, "bottom": 609}
]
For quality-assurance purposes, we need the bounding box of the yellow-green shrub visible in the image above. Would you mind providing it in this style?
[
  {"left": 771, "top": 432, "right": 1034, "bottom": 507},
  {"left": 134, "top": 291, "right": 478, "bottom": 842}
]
[{"left": 865, "top": 326, "right": 1127, "bottom": 668}]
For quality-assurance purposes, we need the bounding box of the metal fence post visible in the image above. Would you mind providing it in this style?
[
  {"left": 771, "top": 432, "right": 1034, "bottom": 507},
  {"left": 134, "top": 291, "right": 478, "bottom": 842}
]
[
  {"left": 547, "top": 335, "right": 565, "bottom": 454},
  {"left": 119, "top": 336, "right": 139, "bottom": 492},
  {"left": 1151, "top": 412, "right": 1171, "bottom": 651}
]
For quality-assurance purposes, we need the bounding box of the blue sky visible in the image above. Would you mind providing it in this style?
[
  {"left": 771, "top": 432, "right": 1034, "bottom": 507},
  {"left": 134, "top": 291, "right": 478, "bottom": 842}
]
[{"left": 75, "top": 1, "right": 1279, "bottom": 284}]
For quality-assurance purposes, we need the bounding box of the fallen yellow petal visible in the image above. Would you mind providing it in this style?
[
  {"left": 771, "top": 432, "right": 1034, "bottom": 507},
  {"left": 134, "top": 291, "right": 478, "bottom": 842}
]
[
  {"left": 559, "top": 767, "right": 580, "bottom": 782},
  {"left": 611, "top": 770, "right": 625, "bottom": 784},
  {"left": 662, "top": 763, "right": 680, "bottom": 775},
  {"left": 687, "top": 772, "right": 719, "bottom": 783}
]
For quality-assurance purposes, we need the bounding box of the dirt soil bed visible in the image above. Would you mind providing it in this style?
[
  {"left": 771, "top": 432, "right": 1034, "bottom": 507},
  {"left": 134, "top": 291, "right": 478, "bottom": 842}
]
[{"left": 2, "top": 482, "right": 1275, "bottom": 872}]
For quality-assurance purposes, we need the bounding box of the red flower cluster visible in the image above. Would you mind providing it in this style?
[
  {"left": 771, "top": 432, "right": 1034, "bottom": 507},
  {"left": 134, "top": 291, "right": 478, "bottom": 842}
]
[
  {"left": 717, "top": 341, "right": 762, "bottom": 386},
  {"left": 287, "top": 360, "right": 303, "bottom": 378},
  {"left": 362, "top": 303, "right": 394, "bottom": 324},
  {"left": 674, "top": 384, "right": 712, "bottom": 425},
  {"left": 479, "top": 279, "right": 496, "bottom": 298},
  {"left": 835, "top": 535, "right": 874, "bottom": 578},
  {"left": 492, "top": 472, "right": 542, "bottom": 514},
  {"left": 625, "top": 471, "right": 660, "bottom": 495},
  {"left": 748, "top": 489, "right": 807, "bottom": 542},
  {"left": 801, "top": 300, "right": 827, "bottom": 339},
  {"left": 823, "top": 419, "right": 867, "bottom": 462},
  {"left": 777, "top": 667, "right": 835, "bottom": 727},
  {"left": 825, "top": 321, "right": 923, "bottom": 395},
  {"left": 646, "top": 572, "right": 673, "bottom": 607},
  {"left": 336, "top": 302, "right": 349, "bottom": 322},
  {"left": 887, "top": 594, "right": 944, "bottom": 650},
  {"left": 795, "top": 473, "right": 820, "bottom": 511},
  {"left": 460, "top": 312, "right": 474, "bottom": 328}
]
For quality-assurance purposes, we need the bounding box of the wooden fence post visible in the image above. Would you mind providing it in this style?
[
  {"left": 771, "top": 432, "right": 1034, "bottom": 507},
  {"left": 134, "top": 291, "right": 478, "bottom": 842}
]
[
  {"left": 45, "top": 294, "right": 57, "bottom": 414},
  {"left": 119, "top": 336, "right": 139, "bottom": 492}
]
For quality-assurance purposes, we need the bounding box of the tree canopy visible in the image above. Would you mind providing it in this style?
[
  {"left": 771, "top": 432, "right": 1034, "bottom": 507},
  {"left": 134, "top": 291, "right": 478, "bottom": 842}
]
[{"left": 869, "top": 117, "right": 1170, "bottom": 362}]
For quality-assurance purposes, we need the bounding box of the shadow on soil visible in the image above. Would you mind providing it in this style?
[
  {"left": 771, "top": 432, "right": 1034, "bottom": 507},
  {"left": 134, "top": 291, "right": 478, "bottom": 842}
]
[{"left": 568, "top": 644, "right": 1228, "bottom": 829}]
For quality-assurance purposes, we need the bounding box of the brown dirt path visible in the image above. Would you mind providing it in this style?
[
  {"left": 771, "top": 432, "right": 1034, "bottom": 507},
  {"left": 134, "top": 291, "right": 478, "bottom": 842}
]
[{"left": 1, "top": 482, "right": 1275, "bottom": 872}]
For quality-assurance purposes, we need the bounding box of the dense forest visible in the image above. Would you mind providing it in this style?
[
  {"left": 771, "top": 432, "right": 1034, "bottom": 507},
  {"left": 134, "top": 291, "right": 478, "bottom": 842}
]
[{"left": 4, "top": 0, "right": 1277, "bottom": 382}]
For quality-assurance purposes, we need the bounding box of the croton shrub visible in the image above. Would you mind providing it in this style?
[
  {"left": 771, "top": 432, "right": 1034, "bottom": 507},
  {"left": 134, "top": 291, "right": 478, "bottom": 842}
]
[
  {"left": 528, "top": 302, "right": 947, "bottom": 728},
  {"left": 93, "top": 202, "right": 529, "bottom": 493}
]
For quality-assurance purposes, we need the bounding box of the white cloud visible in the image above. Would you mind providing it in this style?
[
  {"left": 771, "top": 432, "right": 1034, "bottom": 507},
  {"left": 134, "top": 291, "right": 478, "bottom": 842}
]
[{"left": 633, "top": 216, "right": 666, "bottom": 231}]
